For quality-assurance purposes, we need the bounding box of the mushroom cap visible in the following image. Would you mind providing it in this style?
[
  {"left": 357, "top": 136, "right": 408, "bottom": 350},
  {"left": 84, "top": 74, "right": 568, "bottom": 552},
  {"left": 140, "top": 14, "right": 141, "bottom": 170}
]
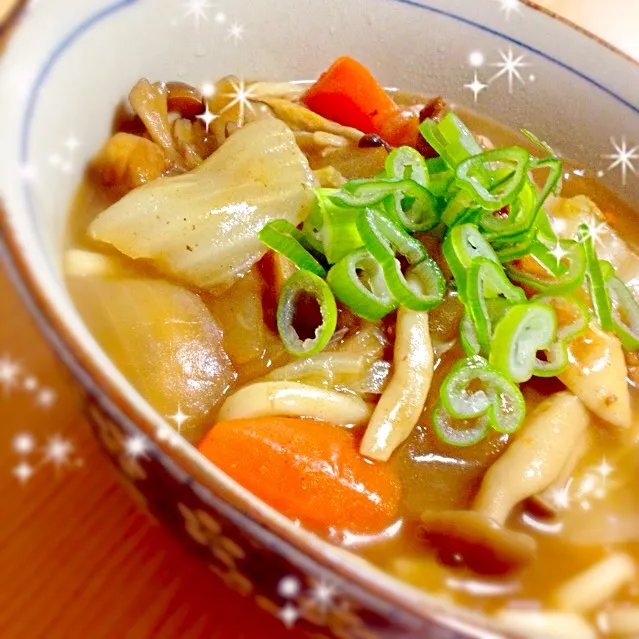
[{"left": 418, "top": 510, "right": 536, "bottom": 575}]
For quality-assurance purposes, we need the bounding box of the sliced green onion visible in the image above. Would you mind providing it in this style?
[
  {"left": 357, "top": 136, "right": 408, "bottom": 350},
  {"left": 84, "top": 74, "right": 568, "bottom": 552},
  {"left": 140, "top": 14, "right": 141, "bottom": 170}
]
[
  {"left": 330, "top": 179, "right": 402, "bottom": 207},
  {"left": 530, "top": 157, "right": 563, "bottom": 215},
  {"left": 460, "top": 298, "right": 518, "bottom": 358},
  {"left": 277, "top": 270, "right": 337, "bottom": 357},
  {"left": 419, "top": 113, "right": 484, "bottom": 169},
  {"left": 425, "top": 157, "right": 455, "bottom": 197},
  {"left": 536, "top": 209, "right": 558, "bottom": 244},
  {"left": 602, "top": 265, "right": 639, "bottom": 350},
  {"left": 327, "top": 247, "right": 397, "bottom": 321},
  {"left": 331, "top": 179, "right": 440, "bottom": 232},
  {"left": 456, "top": 146, "right": 530, "bottom": 210},
  {"left": 576, "top": 226, "right": 639, "bottom": 349},
  {"left": 385, "top": 146, "right": 428, "bottom": 186},
  {"left": 460, "top": 311, "right": 481, "bottom": 356},
  {"left": 466, "top": 258, "right": 526, "bottom": 353},
  {"left": 259, "top": 219, "right": 327, "bottom": 277},
  {"left": 302, "top": 189, "right": 332, "bottom": 254},
  {"left": 443, "top": 224, "right": 499, "bottom": 300},
  {"left": 357, "top": 208, "right": 445, "bottom": 311},
  {"left": 506, "top": 239, "right": 586, "bottom": 294},
  {"left": 432, "top": 403, "right": 490, "bottom": 447},
  {"left": 531, "top": 294, "right": 589, "bottom": 376},
  {"left": 489, "top": 302, "right": 557, "bottom": 383},
  {"left": 520, "top": 128, "right": 557, "bottom": 160},
  {"left": 438, "top": 356, "right": 526, "bottom": 435},
  {"left": 579, "top": 223, "right": 614, "bottom": 328},
  {"left": 441, "top": 190, "right": 478, "bottom": 227},
  {"left": 478, "top": 178, "right": 537, "bottom": 240},
  {"left": 385, "top": 181, "right": 441, "bottom": 232},
  {"left": 493, "top": 231, "right": 536, "bottom": 262}
]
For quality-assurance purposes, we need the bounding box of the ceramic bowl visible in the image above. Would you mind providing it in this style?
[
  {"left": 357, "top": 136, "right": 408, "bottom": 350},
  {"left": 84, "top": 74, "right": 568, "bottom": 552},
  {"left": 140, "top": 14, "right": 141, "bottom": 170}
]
[{"left": 2, "top": 1, "right": 639, "bottom": 637}]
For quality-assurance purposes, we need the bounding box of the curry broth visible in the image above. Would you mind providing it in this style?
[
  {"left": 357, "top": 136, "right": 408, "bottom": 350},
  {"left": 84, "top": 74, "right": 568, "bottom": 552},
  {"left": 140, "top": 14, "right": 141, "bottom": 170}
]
[{"left": 66, "top": 86, "right": 639, "bottom": 624}]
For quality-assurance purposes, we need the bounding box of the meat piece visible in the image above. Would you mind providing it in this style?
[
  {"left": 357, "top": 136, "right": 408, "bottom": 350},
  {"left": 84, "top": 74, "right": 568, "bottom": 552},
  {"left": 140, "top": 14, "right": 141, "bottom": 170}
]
[
  {"left": 419, "top": 510, "right": 535, "bottom": 575},
  {"left": 415, "top": 96, "right": 447, "bottom": 158},
  {"left": 91, "top": 132, "right": 167, "bottom": 197}
]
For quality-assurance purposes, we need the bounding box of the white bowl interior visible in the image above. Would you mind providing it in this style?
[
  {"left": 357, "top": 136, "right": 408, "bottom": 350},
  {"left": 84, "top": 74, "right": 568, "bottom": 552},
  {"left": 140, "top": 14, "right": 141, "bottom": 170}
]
[{"left": 2, "top": 0, "right": 639, "bottom": 633}]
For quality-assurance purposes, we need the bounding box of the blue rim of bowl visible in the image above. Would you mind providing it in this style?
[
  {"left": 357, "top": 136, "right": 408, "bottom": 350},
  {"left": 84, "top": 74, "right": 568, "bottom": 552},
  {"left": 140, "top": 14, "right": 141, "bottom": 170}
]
[{"left": 1, "top": 1, "right": 639, "bottom": 636}]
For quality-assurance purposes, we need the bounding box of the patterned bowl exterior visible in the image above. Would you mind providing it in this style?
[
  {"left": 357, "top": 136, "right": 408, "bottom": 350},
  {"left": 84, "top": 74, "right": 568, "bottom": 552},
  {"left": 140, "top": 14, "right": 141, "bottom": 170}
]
[{"left": 83, "top": 396, "right": 465, "bottom": 639}]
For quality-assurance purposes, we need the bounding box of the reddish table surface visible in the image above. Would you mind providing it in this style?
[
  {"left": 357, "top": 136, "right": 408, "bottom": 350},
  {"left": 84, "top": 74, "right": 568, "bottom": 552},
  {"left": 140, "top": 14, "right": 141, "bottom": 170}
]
[{"left": 0, "top": 2, "right": 636, "bottom": 638}]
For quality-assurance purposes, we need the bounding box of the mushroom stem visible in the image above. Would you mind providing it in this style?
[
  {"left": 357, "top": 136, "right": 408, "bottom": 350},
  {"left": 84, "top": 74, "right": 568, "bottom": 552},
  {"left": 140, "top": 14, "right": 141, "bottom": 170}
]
[
  {"left": 495, "top": 610, "right": 596, "bottom": 639},
  {"left": 474, "top": 392, "right": 589, "bottom": 525},
  {"left": 360, "top": 308, "right": 433, "bottom": 461},
  {"left": 218, "top": 381, "right": 371, "bottom": 425},
  {"left": 553, "top": 553, "right": 636, "bottom": 614},
  {"left": 531, "top": 430, "right": 589, "bottom": 516}
]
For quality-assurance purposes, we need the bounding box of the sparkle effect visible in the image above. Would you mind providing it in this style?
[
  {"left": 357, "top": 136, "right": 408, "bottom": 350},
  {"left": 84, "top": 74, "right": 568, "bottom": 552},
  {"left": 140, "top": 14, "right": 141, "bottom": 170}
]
[
  {"left": 581, "top": 217, "right": 608, "bottom": 248},
  {"left": 464, "top": 72, "right": 488, "bottom": 103},
  {"left": 226, "top": 22, "right": 245, "bottom": 44},
  {"left": 494, "top": 0, "right": 522, "bottom": 19},
  {"left": 546, "top": 457, "right": 618, "bottom": 512},
  {"left": 12, "top": 432, "right": 83, "bottom": 484},
  {"left": 308, "top": 580, "right": 337, "bottom": 612},
  {"left": 13, "top": 433, "right": 36, "bottom": 455},
  {"left": 13, "top": 462, "right": 34, "bottom": 484},
  {"left": 43, "top": 435, "right": 74, "bottom": 469},
  {"left": 548, "top": 242, "right": 568, "bottom": 265},
  {"left": 222, "top": 77, "right": 255, "bottom": 126},
  {"left": 196, "top": 102, "right": 218, "bottom": 131},
  {"left": 463, "top": 47, "right": 531, "bottom": 103},
  {"left": 275, "top": 575, "right": 343, "bottom": 628},
  {"left": 0, "top": 355, "right": 21, "bottom": 395},
  {"left": 123, "top": 434, "right": 150, "bottom": 459},
  {"left": 490, "top": 48, "right": 531, "bottom": 94},
  {"left": 279, "top": 604, "right": 299, "bottom": 629},
  {"left": 168, "top": 405, "right": 190, "bottom": 432},
  {"left": 183, "top": 0, "right": 212, "bottom": 29},
  {"left": 603, "top": 137, "right": 639, "bottom": 186}
]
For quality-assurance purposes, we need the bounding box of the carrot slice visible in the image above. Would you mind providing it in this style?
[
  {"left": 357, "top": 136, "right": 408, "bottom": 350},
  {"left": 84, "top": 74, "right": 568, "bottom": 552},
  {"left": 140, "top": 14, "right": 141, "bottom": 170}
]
[
  {"left": 302, "top": 56, "right": 400, "bottom": 137},
  {"left": 198, "top": 417, "right": 401, "bottom": 535}
]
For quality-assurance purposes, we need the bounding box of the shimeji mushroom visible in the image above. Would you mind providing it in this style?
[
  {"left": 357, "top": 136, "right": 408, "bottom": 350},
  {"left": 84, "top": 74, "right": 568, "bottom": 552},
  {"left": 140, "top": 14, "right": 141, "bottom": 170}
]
[
  {"left": 559, "top": 325, "right": 631, "bottom": 429},
  {"left": 420, "top": 392, "right": 589, "bottom": 574},
  {"left": 553, "top": 553, "right": 636, "bottom": 614}
]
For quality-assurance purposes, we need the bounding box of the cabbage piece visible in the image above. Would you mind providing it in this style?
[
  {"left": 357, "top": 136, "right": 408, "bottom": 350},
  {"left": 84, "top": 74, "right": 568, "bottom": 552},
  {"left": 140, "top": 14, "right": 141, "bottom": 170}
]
[
  {"left": 549, "top": 195, "right": 639, "bottom": 296},
  {"left": 69, "top": 276, "right": 236, "bottom": 441},
  {"left": 262, "top": 325, "right": 390, "bottom": 395},
  {"left": 89, "top": 119, "right": 315, "bottom": 289}
]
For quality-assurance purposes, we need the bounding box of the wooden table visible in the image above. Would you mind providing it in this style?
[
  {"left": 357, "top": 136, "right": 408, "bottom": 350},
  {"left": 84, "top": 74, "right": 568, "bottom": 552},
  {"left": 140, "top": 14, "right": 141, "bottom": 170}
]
[{"left": 0, "top": 2, "right": 635, "bottom": 637}]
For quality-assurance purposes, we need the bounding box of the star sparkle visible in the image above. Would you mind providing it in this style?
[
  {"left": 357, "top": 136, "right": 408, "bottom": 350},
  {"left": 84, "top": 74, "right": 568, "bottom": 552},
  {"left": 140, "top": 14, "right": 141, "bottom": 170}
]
[
  {"left": 603, "top": 137, "right": 639, "bottom": 186},
  {"left": 279, "top": 603, "right": 299, "bottom": 629},
  {"left": 0, "top": 355, "right": 21, "bottom": 396},
  {"left": 183, "top": 0, "right": 213, "bottom": 29},
  {"left": 13, "top": 461, "right": 35, "bottom": 484},
  {"left": 226, "top": 22, "right": 245, "bottom": 45},
  {"left": 123, "top": 434, "right": 150, "bottom": 459},
  {"left": 196, "top": 102, "right": 218, "bottom": 131},
  {"left": 308, "top": 579, "right": 337, "bottom": 612},
  {"left": 464, "top": 72, "right": 488, "bottom": 103},
  {"left": 489, "top": 48, "right": 531, "bottom": 94},
  {"left": 494, "top": 0, "right": 522, "bottom": 19},
  {"left": 168, "top": 405, "right": 190, "bottom": 432},
  {"left": 43, "top": 435, "right": 74, "bottom": 469},
  {"left": 13, "top": 432, "right": 36, "bottom": 455},
  {"left": 221, "top": 77, "right": 255, "bottom": 126},
  {"left": 548, "top": 242, "right": 568, "bottom": 265}
]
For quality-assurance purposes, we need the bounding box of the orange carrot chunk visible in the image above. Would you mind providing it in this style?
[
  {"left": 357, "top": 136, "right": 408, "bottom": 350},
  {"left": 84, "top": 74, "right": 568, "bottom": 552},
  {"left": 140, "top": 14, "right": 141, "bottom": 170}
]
[
  {"left": 302, "top": 56, "right": 400, "bottom": 138},
  {"left": 198, "top": 417, "right": 401, "bottom": 535}
]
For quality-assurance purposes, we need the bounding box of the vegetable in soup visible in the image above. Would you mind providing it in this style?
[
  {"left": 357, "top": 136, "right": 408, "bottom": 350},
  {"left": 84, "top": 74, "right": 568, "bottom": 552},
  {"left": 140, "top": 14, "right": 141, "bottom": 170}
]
[{"left": 65, "top": 57, "right": 639, "bottom": 638}]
